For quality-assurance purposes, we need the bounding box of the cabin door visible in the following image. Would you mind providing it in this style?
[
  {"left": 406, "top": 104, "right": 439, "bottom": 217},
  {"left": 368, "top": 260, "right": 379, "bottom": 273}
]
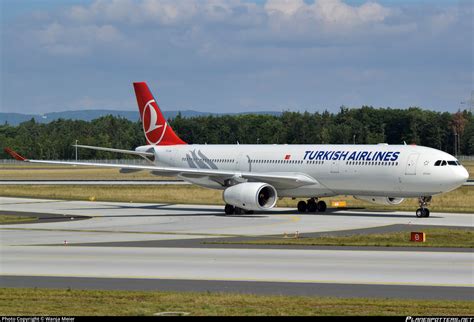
[{"left": 405, "top": 153, "right": 419, "bottom": 175}]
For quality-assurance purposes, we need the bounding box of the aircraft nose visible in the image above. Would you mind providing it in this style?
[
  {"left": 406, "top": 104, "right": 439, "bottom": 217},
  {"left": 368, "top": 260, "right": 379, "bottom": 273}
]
[
  {"left": 455, "top": 166, "right": 469, "bottom": 185},
  {"left": 460, "top": 166, "right": 469, "bottom": 182}
]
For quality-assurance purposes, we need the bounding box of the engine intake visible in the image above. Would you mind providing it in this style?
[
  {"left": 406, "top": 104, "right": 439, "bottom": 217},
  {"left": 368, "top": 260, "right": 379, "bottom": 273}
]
[
  {"left": 223, "top": 182, "right": 278, "bottom": 211},
  {"left": 354, "top": 196, "right": 404, "bottom": 206}
]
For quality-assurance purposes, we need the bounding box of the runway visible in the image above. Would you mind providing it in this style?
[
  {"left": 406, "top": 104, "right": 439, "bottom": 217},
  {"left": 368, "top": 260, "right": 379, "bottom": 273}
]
[
  {"left": 2, "top": 246, "right": 471, "bottom": 286},
  {"left": 1, "top": 196, "right": 473, "bottom": 300}
]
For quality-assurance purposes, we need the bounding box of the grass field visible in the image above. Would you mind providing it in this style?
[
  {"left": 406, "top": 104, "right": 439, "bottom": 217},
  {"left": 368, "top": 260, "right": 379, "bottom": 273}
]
[
  {"left": 1, "top": 288, "right": 472, "bottom": 316},
  {"left": 0, "top": 214, "right": 37, "bottom": 224},
  {"left": 1, "top": 184, "right": 473, "bottom": 213},
  {"left": 207, "top": 228, "right": 473, "bottom": 248}
]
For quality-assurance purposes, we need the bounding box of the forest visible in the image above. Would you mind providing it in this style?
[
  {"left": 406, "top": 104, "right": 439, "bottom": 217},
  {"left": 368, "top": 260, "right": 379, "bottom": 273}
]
[{"left": 1, "top": 106, "right": 473, "bottom": 159}]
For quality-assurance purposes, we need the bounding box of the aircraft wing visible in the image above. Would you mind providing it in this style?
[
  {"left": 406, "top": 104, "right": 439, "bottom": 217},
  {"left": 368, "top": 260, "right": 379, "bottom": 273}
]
[
  {"left": 4, "top": 148, "right": 318, "bottom": 189},
  {"left": 73, "top": 144, "right": 154, "bottom": 158}
]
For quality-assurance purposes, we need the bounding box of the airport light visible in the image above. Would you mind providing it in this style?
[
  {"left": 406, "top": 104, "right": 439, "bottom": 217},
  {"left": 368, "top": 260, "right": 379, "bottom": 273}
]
[
  {"left": 454, "top": 132, "right": 458, "bottom": 156},
  {"left": 461, "top": 90, "right": 474, "bottom": 113}
]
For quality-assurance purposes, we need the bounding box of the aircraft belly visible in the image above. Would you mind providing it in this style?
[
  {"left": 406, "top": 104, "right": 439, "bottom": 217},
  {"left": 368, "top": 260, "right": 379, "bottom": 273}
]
[
  {"left": 400, "top": 175, "right": 455, "bottom": 196},
  {"left": 278, "top": 185, "right": 335, "bottom": 198},
  {"left": 313, "top": 170, "right": 401, "bottom": 196}
]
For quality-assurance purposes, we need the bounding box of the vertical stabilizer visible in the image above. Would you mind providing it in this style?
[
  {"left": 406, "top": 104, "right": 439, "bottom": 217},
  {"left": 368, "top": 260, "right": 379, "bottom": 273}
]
[{"left": 133, "top": 82, "right": 186, "bottom": 146}]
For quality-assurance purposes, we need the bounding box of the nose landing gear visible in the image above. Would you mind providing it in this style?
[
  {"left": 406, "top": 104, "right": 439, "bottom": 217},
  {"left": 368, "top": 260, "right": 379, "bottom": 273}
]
[
  {"left": 416, "top": 196, "right": 431, "bottom": 218},
  {"left": 224, "top": 204, "right": 235, "bottom": 215}
]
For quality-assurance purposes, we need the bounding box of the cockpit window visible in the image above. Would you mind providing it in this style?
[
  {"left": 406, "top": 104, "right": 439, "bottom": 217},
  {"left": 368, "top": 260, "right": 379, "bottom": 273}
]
[{"left": 434, "top": 160, "right": 461, "bottom": 166}]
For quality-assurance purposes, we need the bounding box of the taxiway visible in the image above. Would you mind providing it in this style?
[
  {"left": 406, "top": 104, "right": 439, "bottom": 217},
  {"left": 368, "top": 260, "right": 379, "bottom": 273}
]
[{"left": 0, "top": 196, "right": 472, "bottom": 300}]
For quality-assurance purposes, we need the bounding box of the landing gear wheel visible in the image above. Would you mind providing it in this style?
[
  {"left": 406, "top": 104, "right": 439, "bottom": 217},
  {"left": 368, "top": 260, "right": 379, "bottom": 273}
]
[
  {"left": 224, "top": 204, "right": 235, "bottom": 215},
  {"left": 317, "top": 201, "right": 327, "bottom": 212},
  {"left": 422, "top": 208, "right": 430, "bottom": 217},
  {"left": 234, "top": 207, "right": 243, "bottom": 215},
  {"left": 307, "top": 199, "right": 317, "bottom": 212},
  {"left": 416, "top": 196, "right": 432, "bottom": 218},
  {"left": 416, "top": 208, "right": 423, "bottom": 218},
  {"left": 297, "top": 201, "right": 307, "bottom": 213},
  {"left": 416, "top": 208, "right": 430, "bottom": 218}
]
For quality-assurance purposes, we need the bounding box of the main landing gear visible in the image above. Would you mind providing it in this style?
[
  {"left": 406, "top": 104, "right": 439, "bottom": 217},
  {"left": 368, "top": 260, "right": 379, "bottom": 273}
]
[
  {"left": 224, "top": 204, "right": 254, "bottom": 215},
  {"left": 416, "top": 196, "right": 431, "bottom": 218},
  {"left": 297, "top": 198, "right": 327, "bottom": 213}
]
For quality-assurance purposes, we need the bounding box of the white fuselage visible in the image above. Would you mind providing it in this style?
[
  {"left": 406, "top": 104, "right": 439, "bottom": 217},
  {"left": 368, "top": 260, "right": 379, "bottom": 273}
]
[{"left": 148, "top": 144, "right": 468, "bottom": 199}]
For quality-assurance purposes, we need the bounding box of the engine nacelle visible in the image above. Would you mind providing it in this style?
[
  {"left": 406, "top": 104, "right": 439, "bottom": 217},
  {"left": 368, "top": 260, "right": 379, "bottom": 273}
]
[
  {"left": 354, "top": 196, "right": 404, "bottom": 206},
  {"left": 223, "top": 182, "right": 278, "bottom": 211}
]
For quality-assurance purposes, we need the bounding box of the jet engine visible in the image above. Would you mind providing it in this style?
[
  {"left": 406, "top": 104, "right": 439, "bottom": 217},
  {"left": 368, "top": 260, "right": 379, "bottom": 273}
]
[
  {"left": 223, "top": 182, "right": 278, "bottom": 211},
  {"left": 353, "top": 196, "right": 404, "bottom": 206}
]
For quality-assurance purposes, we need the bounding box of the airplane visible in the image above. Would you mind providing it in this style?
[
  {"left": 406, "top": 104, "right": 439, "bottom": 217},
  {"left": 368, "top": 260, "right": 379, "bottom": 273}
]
[{"left": 4, "top": 82, "right": 469, "bottom": 217}]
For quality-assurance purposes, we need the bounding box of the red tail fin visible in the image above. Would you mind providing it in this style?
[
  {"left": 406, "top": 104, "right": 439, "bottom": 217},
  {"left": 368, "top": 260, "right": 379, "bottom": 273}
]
[{"left": 133, "top": 82, "right": 186, "bottom": 146}]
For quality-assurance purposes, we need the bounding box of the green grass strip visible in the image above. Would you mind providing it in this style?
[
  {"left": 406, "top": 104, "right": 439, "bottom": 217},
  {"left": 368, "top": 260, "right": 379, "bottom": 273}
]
[
  {"left": 0, "top": 215, "right": 38, "bottom": 224},
  {"left": 207, "top": 228, "right": 474, "bottom": 248},
  {"left": 1, "top": 288, "right": 472, "bottom": 316}
]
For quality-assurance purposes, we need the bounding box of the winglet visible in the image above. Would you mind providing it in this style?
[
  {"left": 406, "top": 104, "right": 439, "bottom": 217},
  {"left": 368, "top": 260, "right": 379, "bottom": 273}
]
[{"left": 4, "top": 147, "right": 28, "bottom": 161}]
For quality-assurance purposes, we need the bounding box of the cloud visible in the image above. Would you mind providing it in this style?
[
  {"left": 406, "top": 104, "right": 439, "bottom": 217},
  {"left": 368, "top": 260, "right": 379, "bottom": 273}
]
[
  {"left": 65, "top": 0, "right": 262, "bottom": 26},
  {"left": 265, "top": 0, "right": 393, "bottom": 25},
  {"left": 10, "top": 0, "right": 436, "bottom": 59},
  {"left": 2, "top": 0, "right": 471, "bottom": 113},
  {"left": 6, "top": 0, "right": 469, "bottom": 55},
  {"left": 31, "top": 23, "right": 124, "bottom": 56},
  {"left": 265, "top": 0, "right": 305, "bottom": 15}
]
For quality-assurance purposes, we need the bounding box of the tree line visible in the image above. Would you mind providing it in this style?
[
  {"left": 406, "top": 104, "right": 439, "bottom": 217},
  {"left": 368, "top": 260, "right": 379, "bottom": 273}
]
[{"left": 1, "top": 106, "right": 473, "bottom": 160}]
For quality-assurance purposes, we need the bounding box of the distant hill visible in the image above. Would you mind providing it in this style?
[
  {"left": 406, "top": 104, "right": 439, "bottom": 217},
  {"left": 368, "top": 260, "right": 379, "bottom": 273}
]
[{"left": 0, "top": 109, "right": 282, "bottom": 126}]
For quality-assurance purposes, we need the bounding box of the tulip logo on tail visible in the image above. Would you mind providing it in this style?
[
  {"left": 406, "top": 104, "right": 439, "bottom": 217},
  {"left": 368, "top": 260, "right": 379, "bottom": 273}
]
[
  {"left": 142, "top": 99, "right": 167, "bottom": 145},
  {"left": 134, "top": 82, "right": 186, "bottom": 145}
]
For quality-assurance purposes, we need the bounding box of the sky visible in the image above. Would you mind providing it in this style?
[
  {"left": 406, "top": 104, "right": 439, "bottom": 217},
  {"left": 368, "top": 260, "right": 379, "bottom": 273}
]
[{"left": 1, "top": 0, "right": 472, "bottom": 114}]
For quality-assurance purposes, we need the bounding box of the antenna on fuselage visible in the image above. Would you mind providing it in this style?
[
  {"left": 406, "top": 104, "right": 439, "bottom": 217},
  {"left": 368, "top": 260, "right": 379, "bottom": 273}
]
[{"left": 403, "top": 141, "right": 407, "bottom": 145}]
